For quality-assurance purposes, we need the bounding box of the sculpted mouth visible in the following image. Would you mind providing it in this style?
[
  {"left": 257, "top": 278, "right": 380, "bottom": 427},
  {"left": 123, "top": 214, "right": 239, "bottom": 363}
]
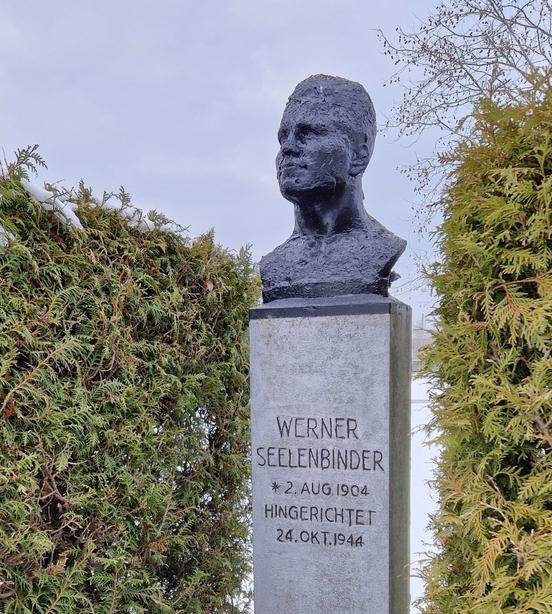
[{"left": 280, "top": 161, "right": 307, "bottom": 172}]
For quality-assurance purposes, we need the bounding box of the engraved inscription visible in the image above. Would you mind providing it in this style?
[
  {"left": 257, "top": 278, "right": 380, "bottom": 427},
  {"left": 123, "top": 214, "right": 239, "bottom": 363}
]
[{"left": 255, "top": 414, "right": 384, "bottom": 549}]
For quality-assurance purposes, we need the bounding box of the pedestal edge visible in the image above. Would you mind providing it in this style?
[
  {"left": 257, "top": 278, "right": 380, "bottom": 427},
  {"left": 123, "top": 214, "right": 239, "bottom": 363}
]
[{"left": 250, "top": 293, "right": 410, "bottom": 320}]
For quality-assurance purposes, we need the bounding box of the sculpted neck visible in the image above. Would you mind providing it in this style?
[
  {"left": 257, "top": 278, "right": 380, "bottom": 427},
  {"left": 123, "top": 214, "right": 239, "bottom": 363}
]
[{"left": 292, "top": 177, "right": 369, "bottom": 237}]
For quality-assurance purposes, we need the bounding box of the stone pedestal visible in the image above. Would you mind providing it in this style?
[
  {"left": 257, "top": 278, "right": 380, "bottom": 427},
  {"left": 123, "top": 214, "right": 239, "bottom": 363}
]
[{"left": 249, "top": 294, "right": 411, "bottom": 614}]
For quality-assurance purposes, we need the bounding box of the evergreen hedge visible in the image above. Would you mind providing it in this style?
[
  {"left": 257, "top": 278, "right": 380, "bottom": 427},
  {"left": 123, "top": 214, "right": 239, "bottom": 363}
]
[
  {"left": 0, "top": 159, "right": 260, "bottom": 613},
  {"left": 420, "top": 95, "right": 552, "bottom": 612}
]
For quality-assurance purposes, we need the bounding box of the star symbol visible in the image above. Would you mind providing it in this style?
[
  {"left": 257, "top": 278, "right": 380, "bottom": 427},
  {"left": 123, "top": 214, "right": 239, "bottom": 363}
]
[{"left": 271, "top": 481, "right": 280, "bottom": 493}]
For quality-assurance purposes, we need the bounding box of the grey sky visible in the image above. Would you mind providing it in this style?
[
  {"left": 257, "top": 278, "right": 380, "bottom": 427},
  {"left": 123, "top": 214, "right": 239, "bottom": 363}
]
[{"left": 1, "top": 0, "right": 437, "bottom": 317}]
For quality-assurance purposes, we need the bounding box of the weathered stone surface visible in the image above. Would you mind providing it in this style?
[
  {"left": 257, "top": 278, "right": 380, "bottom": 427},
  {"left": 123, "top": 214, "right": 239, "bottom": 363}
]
[{"left": 249, "top": 295, "right": 411, "bottom": 613}]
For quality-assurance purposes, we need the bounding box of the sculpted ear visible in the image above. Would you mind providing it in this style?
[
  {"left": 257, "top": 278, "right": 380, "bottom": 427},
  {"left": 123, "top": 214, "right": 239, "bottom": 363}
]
[{"left": 350, "top": 142, "right": 370, "bottom": 177}]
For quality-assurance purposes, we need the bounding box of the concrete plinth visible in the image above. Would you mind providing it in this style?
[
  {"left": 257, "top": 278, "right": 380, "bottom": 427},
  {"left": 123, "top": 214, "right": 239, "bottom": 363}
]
[{"left": 249, "top": 294, "right": 411, "bottom": 614}]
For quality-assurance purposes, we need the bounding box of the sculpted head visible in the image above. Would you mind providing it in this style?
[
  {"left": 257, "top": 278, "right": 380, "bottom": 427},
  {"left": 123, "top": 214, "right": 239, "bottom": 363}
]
[
  {"left": 276, "top": 75, "right": 376, "bottom": 206},
  {"left": 261, "top": 75, "right": 406, "bottom": 301}
]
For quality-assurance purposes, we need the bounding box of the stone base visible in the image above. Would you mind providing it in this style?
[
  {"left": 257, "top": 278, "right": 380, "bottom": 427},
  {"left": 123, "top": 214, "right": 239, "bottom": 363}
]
[{"left": 249, "top": 294, "right": 411, "bottom": 614}]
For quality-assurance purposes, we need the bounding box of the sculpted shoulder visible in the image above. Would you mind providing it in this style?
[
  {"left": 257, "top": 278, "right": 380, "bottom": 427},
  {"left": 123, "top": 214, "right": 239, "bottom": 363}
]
[{"left": 260, "top": 216, "right": 406, "bottom": 303}]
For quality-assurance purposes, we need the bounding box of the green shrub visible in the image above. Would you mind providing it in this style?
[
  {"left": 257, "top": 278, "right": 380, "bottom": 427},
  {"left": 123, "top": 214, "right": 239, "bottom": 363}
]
[
  {"left": 0, "top": 159, "right": 260, "bottom": 613},
  {"left": 419, "top": 95, "right": 552, "bottom": 612}
]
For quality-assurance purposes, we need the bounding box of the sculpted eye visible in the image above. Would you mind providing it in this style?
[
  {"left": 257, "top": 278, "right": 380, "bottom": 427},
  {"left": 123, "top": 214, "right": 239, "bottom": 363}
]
[
  {"left": 278, "top": 129, "right": 288, "bottom": 144},
  {"left": 297, "top": 124, "right": 325, "bottom": 141},
  {"left": 298, "top": 125, "right": 315, "bottom": 137}
]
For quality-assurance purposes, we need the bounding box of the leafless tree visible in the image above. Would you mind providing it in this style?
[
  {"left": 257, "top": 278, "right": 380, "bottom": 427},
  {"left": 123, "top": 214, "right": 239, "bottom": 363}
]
[
  {"left": 379, "top": 0, "right": 552, "bottom": 219},
  {"left": 381, "top": 0, "right": 551, "bottom": 138}
]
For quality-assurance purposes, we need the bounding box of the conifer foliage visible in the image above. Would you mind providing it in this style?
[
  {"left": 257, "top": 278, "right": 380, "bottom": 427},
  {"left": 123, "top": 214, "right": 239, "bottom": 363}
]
[
  {"left": 0, "top": 157, "right": 260, "bottom": 612},
  {"left": 420, "top": 95, "right": 552, "bottom": 612}
]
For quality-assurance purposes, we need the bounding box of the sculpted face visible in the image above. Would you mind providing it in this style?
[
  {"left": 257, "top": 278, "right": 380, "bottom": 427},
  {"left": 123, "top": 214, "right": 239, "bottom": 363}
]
[
  {"left": 276, "top": 104, "right": 354, "bottom": 202},
  {"left": 276, "top": 76, "right": 376, "bottom": 207}
]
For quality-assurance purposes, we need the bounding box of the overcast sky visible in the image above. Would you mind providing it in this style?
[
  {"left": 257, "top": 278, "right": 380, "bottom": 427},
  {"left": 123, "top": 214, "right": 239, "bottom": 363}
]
[{"left": 1, "top": 0, "right": 439, "bottom": 321}]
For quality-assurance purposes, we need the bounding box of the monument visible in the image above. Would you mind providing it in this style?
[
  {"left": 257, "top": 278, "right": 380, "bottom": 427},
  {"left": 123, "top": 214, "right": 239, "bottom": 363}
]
[{"left": 250, "top": 75, "right": 411, "bottom": 613}]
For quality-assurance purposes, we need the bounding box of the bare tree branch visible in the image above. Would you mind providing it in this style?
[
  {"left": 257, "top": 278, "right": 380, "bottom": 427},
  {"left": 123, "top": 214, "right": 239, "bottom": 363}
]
[{"left": 379, "top": 0, "right": 552, "bottom": 218}]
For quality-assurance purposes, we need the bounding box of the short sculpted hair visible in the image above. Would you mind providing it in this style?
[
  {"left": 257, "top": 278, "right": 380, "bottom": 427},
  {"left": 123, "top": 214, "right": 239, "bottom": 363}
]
[{"left": 284, "top": 74, "right": 377, "bottom": 165}]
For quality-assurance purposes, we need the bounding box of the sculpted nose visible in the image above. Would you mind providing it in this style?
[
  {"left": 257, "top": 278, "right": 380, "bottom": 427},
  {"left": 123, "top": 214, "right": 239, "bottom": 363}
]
[{"left": 281, "top": 135, "right": 300, "bottom": 157}]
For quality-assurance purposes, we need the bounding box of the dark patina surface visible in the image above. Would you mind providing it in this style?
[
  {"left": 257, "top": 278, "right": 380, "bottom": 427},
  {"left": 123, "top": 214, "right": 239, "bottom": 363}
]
[{"left": 260, "top": 74, "right": 406, "bottom": 303}]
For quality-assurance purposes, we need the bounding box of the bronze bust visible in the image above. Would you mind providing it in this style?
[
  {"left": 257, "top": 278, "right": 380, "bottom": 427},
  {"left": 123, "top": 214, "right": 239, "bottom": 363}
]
[{"left": 260, "top": 74, "right": 406, "bottom": 303}]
